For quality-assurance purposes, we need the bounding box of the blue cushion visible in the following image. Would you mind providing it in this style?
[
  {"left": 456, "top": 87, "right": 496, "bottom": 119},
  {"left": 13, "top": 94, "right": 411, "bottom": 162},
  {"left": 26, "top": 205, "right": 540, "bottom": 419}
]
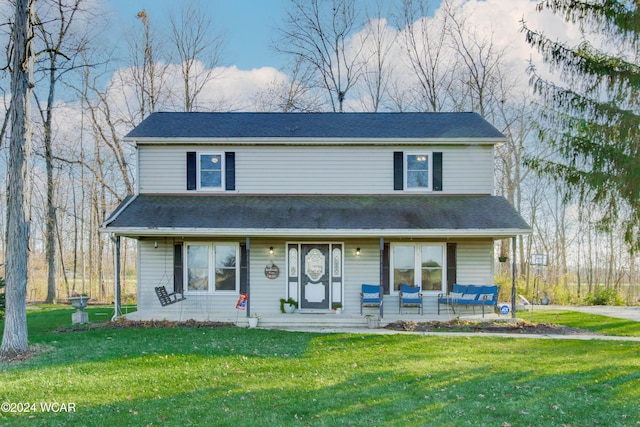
[
  {"left": 479, "top": 285, "right": 498, "bottom": 295},
  {"left": 452, "top": 284, "right": 468, "bottom": 294}
]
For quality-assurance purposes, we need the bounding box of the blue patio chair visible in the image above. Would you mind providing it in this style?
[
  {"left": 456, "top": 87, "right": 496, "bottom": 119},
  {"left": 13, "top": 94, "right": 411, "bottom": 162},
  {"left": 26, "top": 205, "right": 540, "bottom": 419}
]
[
  {"left": 360, "top": 284, "right": 382, "bottom": 314},
  {"left": 399, "top": 283, "right": 423, "bottom": 315}
]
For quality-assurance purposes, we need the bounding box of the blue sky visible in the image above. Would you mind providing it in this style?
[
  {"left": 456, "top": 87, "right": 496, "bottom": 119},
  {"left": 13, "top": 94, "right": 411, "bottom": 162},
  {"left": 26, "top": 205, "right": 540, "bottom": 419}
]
[{"left": 108, "top": 0, "right": 293, "bottom": 70}]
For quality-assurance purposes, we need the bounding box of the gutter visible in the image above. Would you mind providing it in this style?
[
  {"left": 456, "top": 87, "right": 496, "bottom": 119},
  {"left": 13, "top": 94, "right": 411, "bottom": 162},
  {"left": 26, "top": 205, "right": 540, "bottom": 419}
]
[{"left": 99, "top": 226, "right": 532, "bottom": 239}]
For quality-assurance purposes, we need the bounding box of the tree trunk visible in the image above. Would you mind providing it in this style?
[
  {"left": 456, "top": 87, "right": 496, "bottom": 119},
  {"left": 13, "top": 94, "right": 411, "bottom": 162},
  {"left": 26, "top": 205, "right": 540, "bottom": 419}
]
[
  {"left": 1, "top": 0, "right": 33, "bottom": 360},
  {"left": 44, "top": 75, "right": 57, "bottom": 303}
]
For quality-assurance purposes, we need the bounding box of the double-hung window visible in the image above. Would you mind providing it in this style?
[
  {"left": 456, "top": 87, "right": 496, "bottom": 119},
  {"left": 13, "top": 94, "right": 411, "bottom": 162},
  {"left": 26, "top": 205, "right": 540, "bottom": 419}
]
[
  {"left": 390, "top": 243, "right": 445, "bottom": 293},
  {"left": 394, "top": 151, "right": 442, "bottom": 192},
  {"left": 185, "top": 243, "right": 239, "bottom": 293},
  {"left": 198, "top": 153, "right": 223, "bottom": 190},
  {"left": 405, "top": 153, "right": 431, "bottom": 190},
  {"left": 187, "top": 151, "right": 235, "bottom": 191}
]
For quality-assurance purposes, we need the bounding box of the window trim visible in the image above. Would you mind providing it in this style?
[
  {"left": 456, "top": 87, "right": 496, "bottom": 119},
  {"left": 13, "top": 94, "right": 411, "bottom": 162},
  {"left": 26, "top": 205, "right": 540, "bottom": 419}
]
[
  {"left": 197, "top": 152, "right": 225, "bottom": 191},
  {"left": 184, "top": 242, "right": 240, "bottom": 294},
  {"left": 404, "top": 152, "right": 433, "bottom": 191},
  {"left": 390, "top": 242, "right": 446, "bottom": 295}
]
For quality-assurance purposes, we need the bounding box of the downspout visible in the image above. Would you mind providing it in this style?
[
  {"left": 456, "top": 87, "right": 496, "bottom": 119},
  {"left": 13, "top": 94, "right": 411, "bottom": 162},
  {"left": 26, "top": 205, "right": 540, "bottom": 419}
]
[
  {"left": 111, "top": 234, "right": 122, "bottom": 320},
  {"left": 246, "top": 237, "right": 251, "bottom": 318},
  {"left": 379, "top": 237, "right": 384, "bottom": 318}
]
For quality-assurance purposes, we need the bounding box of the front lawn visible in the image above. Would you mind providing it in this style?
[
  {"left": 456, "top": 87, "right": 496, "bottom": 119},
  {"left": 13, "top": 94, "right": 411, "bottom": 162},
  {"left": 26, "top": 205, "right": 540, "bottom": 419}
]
[{"left": 0, "top": 307, "right": 639, "bottom": 426}]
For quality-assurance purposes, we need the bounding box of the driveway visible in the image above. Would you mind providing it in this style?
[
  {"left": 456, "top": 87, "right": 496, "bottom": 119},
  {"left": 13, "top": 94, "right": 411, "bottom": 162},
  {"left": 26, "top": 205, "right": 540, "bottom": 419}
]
[{"left": 543, "top": 305, "right": 640, "bottom": 322}]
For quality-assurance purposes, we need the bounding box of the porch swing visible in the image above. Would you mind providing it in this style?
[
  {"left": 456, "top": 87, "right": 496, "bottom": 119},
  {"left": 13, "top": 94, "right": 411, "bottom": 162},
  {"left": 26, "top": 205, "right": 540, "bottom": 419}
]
[
  {"left": 155, "top": 285, "right": 186, "bottom": 306},
  {"left": 154, "top": 241, "right": 186, "bottom": 307}
]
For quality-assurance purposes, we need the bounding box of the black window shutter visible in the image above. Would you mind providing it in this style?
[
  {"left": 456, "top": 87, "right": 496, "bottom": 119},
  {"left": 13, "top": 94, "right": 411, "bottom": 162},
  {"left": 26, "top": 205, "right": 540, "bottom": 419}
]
[
  {"left": 173, "top": 243, "right": 184, "bottom": 294},
  {"left": 225, "top": 152, "right": 236, "bottom": 191},
  {"left": 240, "top": 243, "right": 248, "bottom": 294},
  {"left": 446, "top": 242, "right": 457, "bottom": 293},
  {"left": 382, "top": 243, "right": 390, "bottom": 295},
  {"left": 393, "top": 151, "right": 403, "bottom": 191},
  {"left": 433, "top": 152, "right": 443, "bottom": 191},
  {"left": 186, "top": 152, "right": 197, "bottom": 190}
]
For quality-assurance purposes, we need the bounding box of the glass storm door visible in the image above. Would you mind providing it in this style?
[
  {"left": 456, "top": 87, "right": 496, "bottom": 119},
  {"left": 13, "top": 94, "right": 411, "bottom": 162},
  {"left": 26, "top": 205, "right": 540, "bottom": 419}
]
[{"left": 300, "top": 244, "right": 331, "bottom": 309}]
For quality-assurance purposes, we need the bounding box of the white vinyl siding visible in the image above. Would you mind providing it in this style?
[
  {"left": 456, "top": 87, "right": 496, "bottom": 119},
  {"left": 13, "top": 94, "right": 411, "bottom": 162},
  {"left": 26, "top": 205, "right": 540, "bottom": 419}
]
[
  {"left": 456, "top": 240, "right": 494, "bottom": 285},
  {"left": 137, "top": 144, "right": 494, "bottom": 195},
  {"left": 134, "top": 238, "right": 495, "bottom": 318}
]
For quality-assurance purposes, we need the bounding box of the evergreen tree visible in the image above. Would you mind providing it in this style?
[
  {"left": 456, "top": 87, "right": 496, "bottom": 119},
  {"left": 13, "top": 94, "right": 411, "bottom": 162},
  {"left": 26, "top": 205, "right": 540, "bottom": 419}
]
[{"left": 523, "top": 0, "right": 640, "bottom": 249}]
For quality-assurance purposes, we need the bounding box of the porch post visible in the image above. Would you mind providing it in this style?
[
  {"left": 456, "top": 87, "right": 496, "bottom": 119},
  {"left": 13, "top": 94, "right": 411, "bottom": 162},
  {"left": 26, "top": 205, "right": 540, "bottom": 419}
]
[
  {"left": 511, "top": 236, "right": 516, "bottom": 318},
  {"left": 246, "top": 237, "right": 251, "bottom": 317},
  {"left": 380, "top": 237, "right": 384, "bottom": 318},
  {"left": 112, "top": 235, "right": 122, "bottom": 320}
]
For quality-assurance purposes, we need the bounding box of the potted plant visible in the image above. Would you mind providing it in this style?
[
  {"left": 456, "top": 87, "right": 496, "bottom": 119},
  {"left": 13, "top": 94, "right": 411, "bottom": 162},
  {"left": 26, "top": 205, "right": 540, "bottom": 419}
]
[
  {"left": 365, "top": 314, "right": 380, "bottom": 329},
  {"left": 498, "top": 255, "right": 508, "bottom": 263},
  {"left": 68, "top": 292, "right": 90, "bottom": 309},
  {"left": 279, "top": 297, "right": 298, "bottom": 314},
  {"left": 332, "top": 302, "right": 342, "bottom": 314},
  {"left": 248, "top": 313, "right": 259, "bottom": 328}
]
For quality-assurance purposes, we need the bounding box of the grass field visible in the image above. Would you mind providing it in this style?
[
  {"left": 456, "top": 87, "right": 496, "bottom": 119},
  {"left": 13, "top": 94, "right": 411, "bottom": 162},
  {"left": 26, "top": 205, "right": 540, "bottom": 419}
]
[{"left": 0, "top": 306, "right": 639, "bottom": 426}]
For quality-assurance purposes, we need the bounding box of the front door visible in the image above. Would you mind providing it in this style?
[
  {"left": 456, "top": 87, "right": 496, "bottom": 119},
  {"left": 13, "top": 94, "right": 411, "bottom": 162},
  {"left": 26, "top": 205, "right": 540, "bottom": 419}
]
[{"left": 300, "top": 244, "right": 330, "bottom": 310}]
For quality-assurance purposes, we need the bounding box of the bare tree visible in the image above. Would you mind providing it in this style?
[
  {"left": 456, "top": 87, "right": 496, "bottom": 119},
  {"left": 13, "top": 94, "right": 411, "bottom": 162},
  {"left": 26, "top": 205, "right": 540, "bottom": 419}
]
[
  {"left": 253, "top": 56, "right": 323, "bottom": 112},
  {"left": 33, "top": 0, "right": 90, "bottom": 304},
  {"left": 357, "top": 0, "right": 396, "bottom": 112},
  {"left": 1, "top": 0, "right": 34, "bottom": 360},
  {"left": 443, "top": 1, "right": 505, "bottom": 117},
  {"left": 122, "top": 9, "right": 168, "bottom": 123},
  {"left": 399, "top": 0, "right": 454, "bottom": 112},
  {"left": 168, "top": 1, "right": 224, "bottom": 112},
  {"left": 277, "top": 0, "right": 368, "bottom": 112}
]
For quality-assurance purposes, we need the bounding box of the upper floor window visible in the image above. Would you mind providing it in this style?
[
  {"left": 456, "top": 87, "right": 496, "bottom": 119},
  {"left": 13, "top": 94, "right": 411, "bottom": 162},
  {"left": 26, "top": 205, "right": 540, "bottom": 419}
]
[
  {"left": 198, "top": 153, "right": 223, "bottom": 190},
  {"left": 187, "top": 151, "right": 235, "bottom": 192},
  {"left": 405, "top": 153, "right": 431, "bottom": 190},
  {"left": 394, "top": 151, "right": 441, "bottom": 192}
]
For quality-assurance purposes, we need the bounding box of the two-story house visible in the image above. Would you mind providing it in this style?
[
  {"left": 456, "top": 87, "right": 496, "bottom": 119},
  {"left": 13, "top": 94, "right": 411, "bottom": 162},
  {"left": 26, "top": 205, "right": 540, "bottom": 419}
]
[{"left": 102, "top": 112, "right": 530, "bottom": 322}]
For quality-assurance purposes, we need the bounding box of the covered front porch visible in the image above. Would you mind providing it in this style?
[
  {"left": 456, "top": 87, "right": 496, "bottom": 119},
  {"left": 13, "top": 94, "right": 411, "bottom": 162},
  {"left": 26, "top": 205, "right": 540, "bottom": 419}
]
[{"left": 102, "top": 193, "right": 530, "bottom": 324}]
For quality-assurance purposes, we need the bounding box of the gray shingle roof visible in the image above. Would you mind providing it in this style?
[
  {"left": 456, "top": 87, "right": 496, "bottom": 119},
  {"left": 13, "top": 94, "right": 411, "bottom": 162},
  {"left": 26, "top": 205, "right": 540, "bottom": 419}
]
[
  {"left": 104, "top": 194, "right": 530, "bottom": 237},
  {"left": 125, "top": 112, "right": 505, "bottom": 140}
]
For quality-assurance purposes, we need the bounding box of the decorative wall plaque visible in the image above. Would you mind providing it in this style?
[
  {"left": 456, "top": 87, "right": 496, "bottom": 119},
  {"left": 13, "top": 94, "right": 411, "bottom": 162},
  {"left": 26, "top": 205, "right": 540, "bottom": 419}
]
[{"left": 264, "top": 263, "right": 280, "bottom": 279}]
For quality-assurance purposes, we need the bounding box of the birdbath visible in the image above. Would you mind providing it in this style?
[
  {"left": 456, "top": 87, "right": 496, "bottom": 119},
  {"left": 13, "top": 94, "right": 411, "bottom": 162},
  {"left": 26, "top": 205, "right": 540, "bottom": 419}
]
[{"left": 68, "top": 295, "right": 90, "bottom": 324}]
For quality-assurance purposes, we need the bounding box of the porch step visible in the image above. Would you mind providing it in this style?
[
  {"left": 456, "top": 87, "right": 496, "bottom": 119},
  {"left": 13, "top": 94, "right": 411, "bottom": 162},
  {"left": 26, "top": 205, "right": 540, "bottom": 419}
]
[
  {"left": 241, "top": 309, "right": 467, "bottom": 329},
  {"left": 255, "top": 314, "right": 370, "bottom": 329}
]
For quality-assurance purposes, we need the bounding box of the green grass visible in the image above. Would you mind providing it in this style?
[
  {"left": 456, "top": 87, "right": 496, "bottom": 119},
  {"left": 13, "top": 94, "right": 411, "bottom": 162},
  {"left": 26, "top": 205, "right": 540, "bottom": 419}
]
[
  {"left": 0, "top": 307, "right": 639, "bottom": 426},
  {"left": 523, "top": 309, "right": 640, "bottom": 337}
]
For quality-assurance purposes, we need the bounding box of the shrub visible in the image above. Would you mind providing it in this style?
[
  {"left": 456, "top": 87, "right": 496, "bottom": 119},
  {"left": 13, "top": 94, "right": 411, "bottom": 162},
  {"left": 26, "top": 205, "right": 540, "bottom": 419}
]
[{"left": 583, "top": 288, "right": 623, "bottom": 306}]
